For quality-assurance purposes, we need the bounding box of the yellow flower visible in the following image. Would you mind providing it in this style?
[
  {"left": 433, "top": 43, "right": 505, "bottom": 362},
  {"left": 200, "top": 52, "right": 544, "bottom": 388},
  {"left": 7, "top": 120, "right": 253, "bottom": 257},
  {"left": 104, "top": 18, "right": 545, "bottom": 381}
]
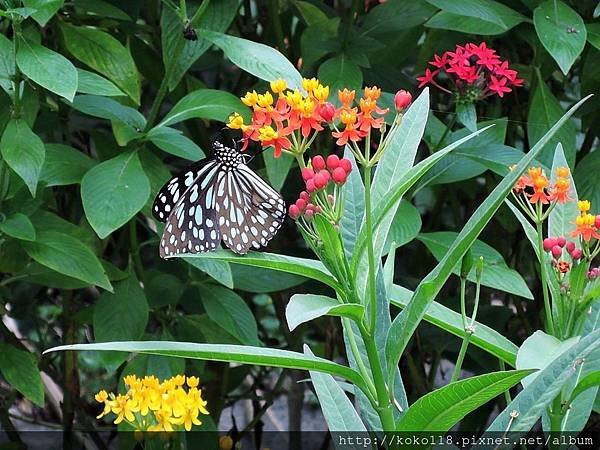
[
  {"left": 94, "top": 390, "right": 112, "bottom": 419},
  {"left": 270, "top": 79, "right": 287, "bottom": 94},
  {"left": 170, "top": 406, "right": 202, "bottom": 431},
  {"left": 186, "top": 376, "right": 200, "bottom": 388},
  {"left": 227, "top": 113, "right": 247, "bottom": 131},
  {"left": 258, "top": 125, "right": 278, "bottom": 141},
  {"left": 256, "top": 92, "right": 274, "bottom": 109},
  {"left": 285, "top": 89, "right": 303, "bottom": 110},
  {"left": 148, "top": 409, "right": 174, "bottom": 432},
  {"left": 313, "top": 84, "right": 329, "bottom": 103},
  {"left": 578, "top": 200, "right": 591, "bottom": 213},
  {"left": 111, "top": 394, "right": 139, "bottom": 424},
  {"left": 339, "top": 109, "right": 357, "bottom": 126},
  {"left": 556, "top": 166, "right": 570, "bottom": 178},
  {"left": 241, "top": 90, "right": 259, "bottom": 107},
  {"left": 302, "top": 77, "right": 319, "bottom": 94}
]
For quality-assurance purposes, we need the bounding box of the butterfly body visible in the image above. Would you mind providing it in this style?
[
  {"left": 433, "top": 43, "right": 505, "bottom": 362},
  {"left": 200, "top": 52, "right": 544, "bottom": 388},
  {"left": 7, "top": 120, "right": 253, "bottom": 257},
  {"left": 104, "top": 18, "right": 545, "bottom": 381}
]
[{"left": 152, "top": 141, "right": 285, "bottom": 258}]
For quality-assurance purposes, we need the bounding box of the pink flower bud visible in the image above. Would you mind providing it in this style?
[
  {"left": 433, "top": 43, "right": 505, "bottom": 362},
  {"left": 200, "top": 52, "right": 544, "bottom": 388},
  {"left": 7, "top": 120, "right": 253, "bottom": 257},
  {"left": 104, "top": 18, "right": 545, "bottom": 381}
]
[
  {"left": 326, "top": 154, "right": 340, "bottom": 170},
  {"left": 306, "top": 179, "right": 316, "bottom": 193},
  {"left": 543, "top": 238, "right": 557, "bottom": 252},
  {"left": 288, "top": 204, "right": 300, "bottom": 219},
  {"left": 570, "top": 248, "right": 582, "bottom": 260},
  {"left": 304, "top": 209, "right": 314, "bottom": 220},
  {"left": 295, "top": 198, "right": 307, "bottom": 211},
  {"left": 340, "top": 158, "right": 352, "bottom": 173},
  {"left": 566, "top": 241, "right": 575, "bottom": 253},
  {"left": 394, "top": 90, "right": 412, "bottom": 111},
  {"left": 312, "top": 155, "right": 326, "bottom": 170},
  {"left": 556, "top": 236, "right": 566, "bottom": 247},
  {"left": 318, "top": 102, "right": 336, "bottom": 122},
  {"left": 299, "top": 191, "right": 310, "bottom": 201},
  {"left": 313, "top": 171, "right": 328, "bottom": 189},
  {"left": 332, "top": 167, "right": 347, "bottom": 184},
  {"left": 551, "top": 245, "right": 562, "bottom": 258},
  {"left": 319, "top": 169, "right": 330, "bottom": 183},
  {"left": 301, "top": 168, "right": 314, "bottom": 181}
]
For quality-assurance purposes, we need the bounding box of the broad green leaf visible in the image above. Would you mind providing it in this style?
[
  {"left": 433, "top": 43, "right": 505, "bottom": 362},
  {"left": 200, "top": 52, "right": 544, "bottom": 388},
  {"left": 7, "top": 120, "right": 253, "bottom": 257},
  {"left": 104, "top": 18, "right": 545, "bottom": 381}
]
[
  {"left": 0, "top": 343, "right": 44, "bottom": 406},
  {"left": 418, "top": 232, "right": 533, "bottom": 299},
  {"left": 0, "top": 34, "right": 15, "bottom": 96},
  {"left": 426, "top": 11, "right": 507, "bottom": 35},
  {"left": 70, "top": 95, "right": 146, "bottom": 131},
  {"left": 22, "top": 230, "right": 112, "bottom": 290},
  {"left": 76, "top": 69, "right": 125, "bottom": 97},
  {"left": 575, "top": 150, "right": 600, "bottom": 212},
  {"left": 16, "top": 38, "right": 77, "bottom": 101},
  {"left": 44, "top": 341, "right": 369, "bottom": 394},
  {"left": 385, "top": 95, "right": 591, "bottom": 384},
  {"left": 569, "top": 371, "right": 600, "bottom": 405},
  {"left": 180, "top": 250, "right": 342, "bottom": 291},
  {"left": 93, "top": 274, "right": 148, "bottom": 342},
  {"left": 427, "top": 0, "right": 526, "bottom": 29},
  {"left": 360, "top": 0, "right": 437, "bottom": 36},
  {"left": 397, "top": 370, "right": 534, "bottom": 435},
  {"left": 0, "top": 119, "right": 45, "bottom": 196},
  {"left": 22, "top": 0, "right": 63, "bottom": 26},
  {"left": 295, "top": 1, "right": 329, "bottom": 25},
  {"left": 533, "top": 1, "right": 586, "bottom": 75},
  {"left": 305, "top": 345, "right": 367, "bottom": 432},
  {"left": 458, "top": 145, "right": 532, "bottom": 176},
  {"left": 73, "top": 0, "right": 131, "bottom": 21},
  {"left": 456, "top": 102, "right": 476, "bottom": 131},
  {"left": 548, "top": 143, "right": 578, "bottom": 243},
  {"left": 161, "top": 1, "right": 239, "bottom": 90},
  {"left": 230, "top": 264, "right": 305, "bottom": 293},
  {"left": 389, "top": 284, "right": 518, "bottom": 366},
  {"left": 286, "top": 294, "right": 364, "bottom": 331},
  {"left": 516, "top": 330, "right": 580, "bottom": 388},
  {"left": 340, "top": 149, "right": 364, "bottom": 259},
  {"left": 383, "top": 201, "right": 422, "bottom": 253},
  {"left": 317, "top": 55, "right": 362, "bottom": 106},
  {"left": 145, "top": 272, "right": 184, "bottom": 308},
  {"left": 157, "top": 89, "right": 247, "bottom": 128},
  {"left": 505, "top": 200, "right": 540, "bottom": 259},
  {"left": 40, "top": 143, "right": 95, "bottom": 186},
  {"left": 146, "top": 126, "right": 205, "bottom": 161},
  {"left": 199, "top": 30, "right": 303, "bottom": 90},
  {"left": 527, "top": 73, "right": 576, "bottom": 167},
  {"left": 588, "top": 23, "right": 600, "bottom": 51},
  {"left": 198, "top": 285, "right": 259, "bottom": 346},
  {"left": 263, "top": 150, "right": 293, "bottom": 191},
  {"left": 60, "top": 23, "right": 140, "bottom": 104},
  {"left": 184, "top": 258, "right": 234, "bottom": 289},
  {"left": 0, "top": 212, "right": 35, "bottom": 241},
  {"left": 480, "top": 328, "right": 600, "bottom": 437},
  {"left": 81, "top": 151, "right": 150, "bottom": 238}
]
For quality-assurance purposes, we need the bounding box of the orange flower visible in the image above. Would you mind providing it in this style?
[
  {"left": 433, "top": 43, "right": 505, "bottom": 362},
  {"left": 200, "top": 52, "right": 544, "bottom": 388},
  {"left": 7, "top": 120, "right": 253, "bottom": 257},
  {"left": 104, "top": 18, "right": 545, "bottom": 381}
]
[
  {"left": 332, "top": 109, "right": 365, "bottom": 146},
  {"left": 525, "top": 167, "right": 550, "bottom": 204},
  {"left": 572, "top": 213, "right": 600, "bottom": 241},
  {"left": 257, "top": 123, "right": 292, "bottom": 157},
  {"left": 338, "top": 89, "right": 356, "bottom": 108},
  {"left": 357, "top": 97, "right": 387, "bottom": 132},
  {"left": 550, "top": 176, "right": 571, "bottom": 203}
]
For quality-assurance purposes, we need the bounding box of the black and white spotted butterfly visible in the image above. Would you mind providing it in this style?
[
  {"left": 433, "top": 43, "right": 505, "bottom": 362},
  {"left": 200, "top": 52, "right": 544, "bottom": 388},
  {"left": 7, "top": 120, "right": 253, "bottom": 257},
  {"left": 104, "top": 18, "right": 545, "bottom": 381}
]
[{"left": 152, "top": 140, "right": 285, "bottom": 258}]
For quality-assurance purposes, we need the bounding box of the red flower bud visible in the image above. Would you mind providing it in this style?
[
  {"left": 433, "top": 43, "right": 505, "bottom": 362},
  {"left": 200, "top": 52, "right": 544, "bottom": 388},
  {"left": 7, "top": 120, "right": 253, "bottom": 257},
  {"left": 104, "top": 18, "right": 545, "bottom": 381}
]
[
  {"left": 295, "top": 198, "right": 307, "bottom": 211},
  {"left": 299, "top": 191, "right": 310, "bottom": 201},
  {"left": 332, "top": 167, "right": 347, "bottom": 184},
  {"left": 318, "top": 102, "right": 336, "bottom": 122},
  {"left": 340, "top": 158, "right": 352, "bottom": 173},
  {"left": 551, "top": 245, "right": 563, "bottom": 258},
  {"left": 394, "top": 90, "right": 412, "bottom": 111},
  {"left": 306, "top": 179, "right": 316, "bottom": 193},
  {"left": 543, "top": 238, "right": 557, "bottom": 252},
  {"left": 288, "top": 204, "right": 300, "bottom": 219},
  {"left": 312, "top": 155, "right": 326, "bottom": 170},
  {"left": 570, "top": 248, "right": 582, "bottom": 260},
  {"left": 304, "top": 209, "right": 314, "bottom": 220},
  {"left": 566, "top": 241, "right": 575, "bottom": 253},
  {"left": 326, "top": 154, "right": 340, "bottom": 170},
  {"left": 313, "top": 171, "right": 328, "bottom": 189},
  {"left": 556, "top": 236, "right": 566, "bottom": 247},
  {"left": 301, "top": 168, "right": 314, "bottom": 181}
]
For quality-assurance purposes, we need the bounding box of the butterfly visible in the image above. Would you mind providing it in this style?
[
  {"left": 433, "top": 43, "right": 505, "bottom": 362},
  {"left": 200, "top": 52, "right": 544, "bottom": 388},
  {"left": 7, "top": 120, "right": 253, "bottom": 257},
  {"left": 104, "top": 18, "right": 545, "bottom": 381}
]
[{"left": 152, "top": 140, "right": 285, "bottom": 258}]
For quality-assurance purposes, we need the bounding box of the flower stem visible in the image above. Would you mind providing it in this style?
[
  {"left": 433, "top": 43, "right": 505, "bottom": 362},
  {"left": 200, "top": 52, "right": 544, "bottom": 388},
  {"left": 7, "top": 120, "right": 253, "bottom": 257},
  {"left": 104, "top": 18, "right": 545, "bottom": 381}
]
[
  {"left": 535, "top": 209, "right": 555, "bottom": 336},
  {"left": 450, "top": 332, "right": 471, "bottom": 383},
  {"left": 363, "top": 163, "right": 378, "bottom": 334},
  {"left": 342, "top": 318, "right": 377, "bottom": 401}
]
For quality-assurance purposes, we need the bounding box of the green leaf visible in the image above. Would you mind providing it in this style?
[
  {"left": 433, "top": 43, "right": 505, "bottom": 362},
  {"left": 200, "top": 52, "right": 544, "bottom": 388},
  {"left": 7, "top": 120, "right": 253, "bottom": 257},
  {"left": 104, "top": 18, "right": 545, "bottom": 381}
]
[
  {"left": 384, "top": 201, "right": 422, "bottom": 253},
  {"left": 548, "top": 143, "right": 578, "bottom": 243},
  {"left": 418, "top": 232, "right": 533, "bottom": 299},
  {"left": 457, "top": 145, "right": 532, "bottom": 176},
  {"left": 533, "top": 1, "right": 586, "bottom": 75},
  {"left": 360, "top": 0, "right": 437, "bottom": 37},
  {"left": 93, "top": 274, "right": 148, "bottom": 342},
  {"left": 588, "top": 23, "right": 600, "bottom": 51},
  {"left": 40, "top": 143, "right": 95, "bottom": 186},
  {"left": 22, "top": 230, "right": 112, "bottom": 290},
  {"left": 161, "top": 1, "right": 239, "bottom": 90},
  {"left": 81, "top": 151, "right": 150, "bottom": 238},
  {"left": 396, "top": 370, "right": 534, "bottom": 435},
  {"left": 317, "top": 55, "right": 362, "bottom": 106},
  {"left": 59, "top": 23, "right": 140, "bottom": 104},
  {"left": 340, "top": 149, "right": 364, "bottom": 259},
  {"left": 0, "top": 212, "right": 35, "bottom": 241},
  {"left": 0, "top": 119, "right": 45, "bottom": 196},
  {"left": 44, "top": 341, "right": 369, "bottom": 394},
  {"left": 199, "top": 30, "right": 303, "bottom": 90},
  {"left": 389, "top": 284, "right": 518, "bottom": 366},
  {"left": 146, "top": 126, "right": 205, "bottom": 161},
  {"left": 0, "top": 343, "right": 44, "bottom": 406},
  {"left": 456, "top": 102, "right": 477, "bottom": 132},
  {"left": 0, "top": 34, "right": 15, "bottom": 97},
  {"left": 231, "top": 265, "right": 305, "bottom": 293},
  {"left": 481, "top": 328, "right": 600, "bottom": 435},
  {"left": 73, "top": 0, "right": 131, "bottom": 21},
  {"left": 76, "top": 69, "right": 125, "bottom": 97},
  {"left": 569, "top": 371, "right": 600, "bottom": 405},
  {"left": 575, "top": 150, "right": 600, "bottom": 212},
  {"left": 426, "top": 11, "right": 507, "bottom": 35},
  {"left": 16, "top": 38, "right": 76, "bottom": 101},
  {"left": 198, "top": 284, "right": 259, "bottom": 346},
  {"left": 263, "top": 150, "right": 293, "bottom": 191},
  {"left": 286, "top": 294, "right": 364, "bottom": 331},
  {"left": 527, "top": 72, "right": 577, "bottom": 167},
  {"left": 158, "top": 89, "right": 247, "bottom": 128},
  {"left": 180, "top": 250, "right": 342, "bottom": 291},
  {"left": 385, "top": 95, "right": 591, "bottom": 384},
  {"left": 22, "top": 0, "right": 64, "bottom": 26},
  {"left": 70, "top": 95, "right": 146, "bottom": 131},
  {"left": 505, "top": 200, "right": 540, "bottom": 259},
  {"left": 184, "top": 258, "right": 234, "bottom": 288},
  {"left": 305, "top": 345, "right": 367, "bottom": 432}
]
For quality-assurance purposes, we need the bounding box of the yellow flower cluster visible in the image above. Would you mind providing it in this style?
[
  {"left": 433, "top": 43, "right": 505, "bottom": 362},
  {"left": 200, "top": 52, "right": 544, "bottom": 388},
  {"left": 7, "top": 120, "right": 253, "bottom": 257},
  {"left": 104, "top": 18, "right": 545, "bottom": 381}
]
[{"left": 95, "top": 374, "right": 209, "bottom": 432}]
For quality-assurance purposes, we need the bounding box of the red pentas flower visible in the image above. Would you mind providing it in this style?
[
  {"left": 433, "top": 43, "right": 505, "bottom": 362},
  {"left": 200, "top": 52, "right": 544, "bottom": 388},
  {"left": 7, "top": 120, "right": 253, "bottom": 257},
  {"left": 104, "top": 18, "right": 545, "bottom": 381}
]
[{"left": 417, "top": 42, "right": 523, "bottom": 101}]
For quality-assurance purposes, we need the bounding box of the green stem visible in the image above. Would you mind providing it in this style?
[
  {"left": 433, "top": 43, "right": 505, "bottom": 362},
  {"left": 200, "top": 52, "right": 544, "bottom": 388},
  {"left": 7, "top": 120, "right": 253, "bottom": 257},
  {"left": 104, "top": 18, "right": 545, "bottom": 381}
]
[
  {"left": 144, "top": 76, "right": 169, "bottom": 132},
  {"left": 459, "top": 277, "right": 467, "bottom": 329},
  {"left": 499, "top": 360, "right": 512, "bottom": 405},
  {"left": 536, "top": 208, "right": 555, "bottom": 336},
  {"left": 342, "top": 318, "right": 377, "bottom": 401},
  {"left": 451, "top": 332, "right": 471, "bottom": 383},
  {"left": 548, "top": 394, "right": 564, "bottom": 450}
]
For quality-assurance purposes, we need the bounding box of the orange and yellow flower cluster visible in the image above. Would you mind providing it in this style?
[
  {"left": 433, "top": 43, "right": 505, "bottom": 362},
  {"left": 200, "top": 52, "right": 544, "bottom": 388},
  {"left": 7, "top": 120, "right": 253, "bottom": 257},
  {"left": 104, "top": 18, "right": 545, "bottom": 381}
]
[
  {"left": 512, "top": 166, "right": 572, "bottom": 204},
  {"left": 95, "top": 374, "right": 209, "bottom": 432},
  {"left": 573, "top": 200, "right": 600, "bottom": 242}
]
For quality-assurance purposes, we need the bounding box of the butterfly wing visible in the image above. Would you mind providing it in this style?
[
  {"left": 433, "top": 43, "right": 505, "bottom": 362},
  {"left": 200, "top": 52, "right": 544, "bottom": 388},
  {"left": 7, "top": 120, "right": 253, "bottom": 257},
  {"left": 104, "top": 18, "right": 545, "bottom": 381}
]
[{"left": 158, "top": 160, "right": 224, "bottom": 258}]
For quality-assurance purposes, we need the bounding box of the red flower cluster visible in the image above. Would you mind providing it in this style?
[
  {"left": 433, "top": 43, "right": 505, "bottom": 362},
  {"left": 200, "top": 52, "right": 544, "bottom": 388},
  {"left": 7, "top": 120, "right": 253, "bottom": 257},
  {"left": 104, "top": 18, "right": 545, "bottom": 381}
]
[
  {"left": 288, "top": 191, "right": 321, "bottom": 221},
  {"left": 543, "top": 236, "right": 582, "bottom": 261},
  {"left": 417, "top": 42, "right": 523, "bottom": 99}
]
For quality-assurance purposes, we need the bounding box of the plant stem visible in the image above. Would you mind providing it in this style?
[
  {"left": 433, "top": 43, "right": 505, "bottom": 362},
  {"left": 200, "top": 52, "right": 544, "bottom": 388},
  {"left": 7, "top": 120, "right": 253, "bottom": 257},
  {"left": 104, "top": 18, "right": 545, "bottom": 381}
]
[
  {"left": 451, "top": 332, "right": 471, "bottom": 382},
  {"left": 362, "top": 139, "right": 377, "bottom": 333},
  {"left": 432, "top": 114, "right": 456, "bottom": 153},
  {"left": 342, "top": 318, "right": 377, "bottom": 401},
  {"left": 535, "top": 213, "right": 555, "bottom": 335},
  {"left": 548, "top": 394, "right": 564, "bottom": 450},
  {"left": 144, "top": 76, "right": 169, "bottom": 132}
]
